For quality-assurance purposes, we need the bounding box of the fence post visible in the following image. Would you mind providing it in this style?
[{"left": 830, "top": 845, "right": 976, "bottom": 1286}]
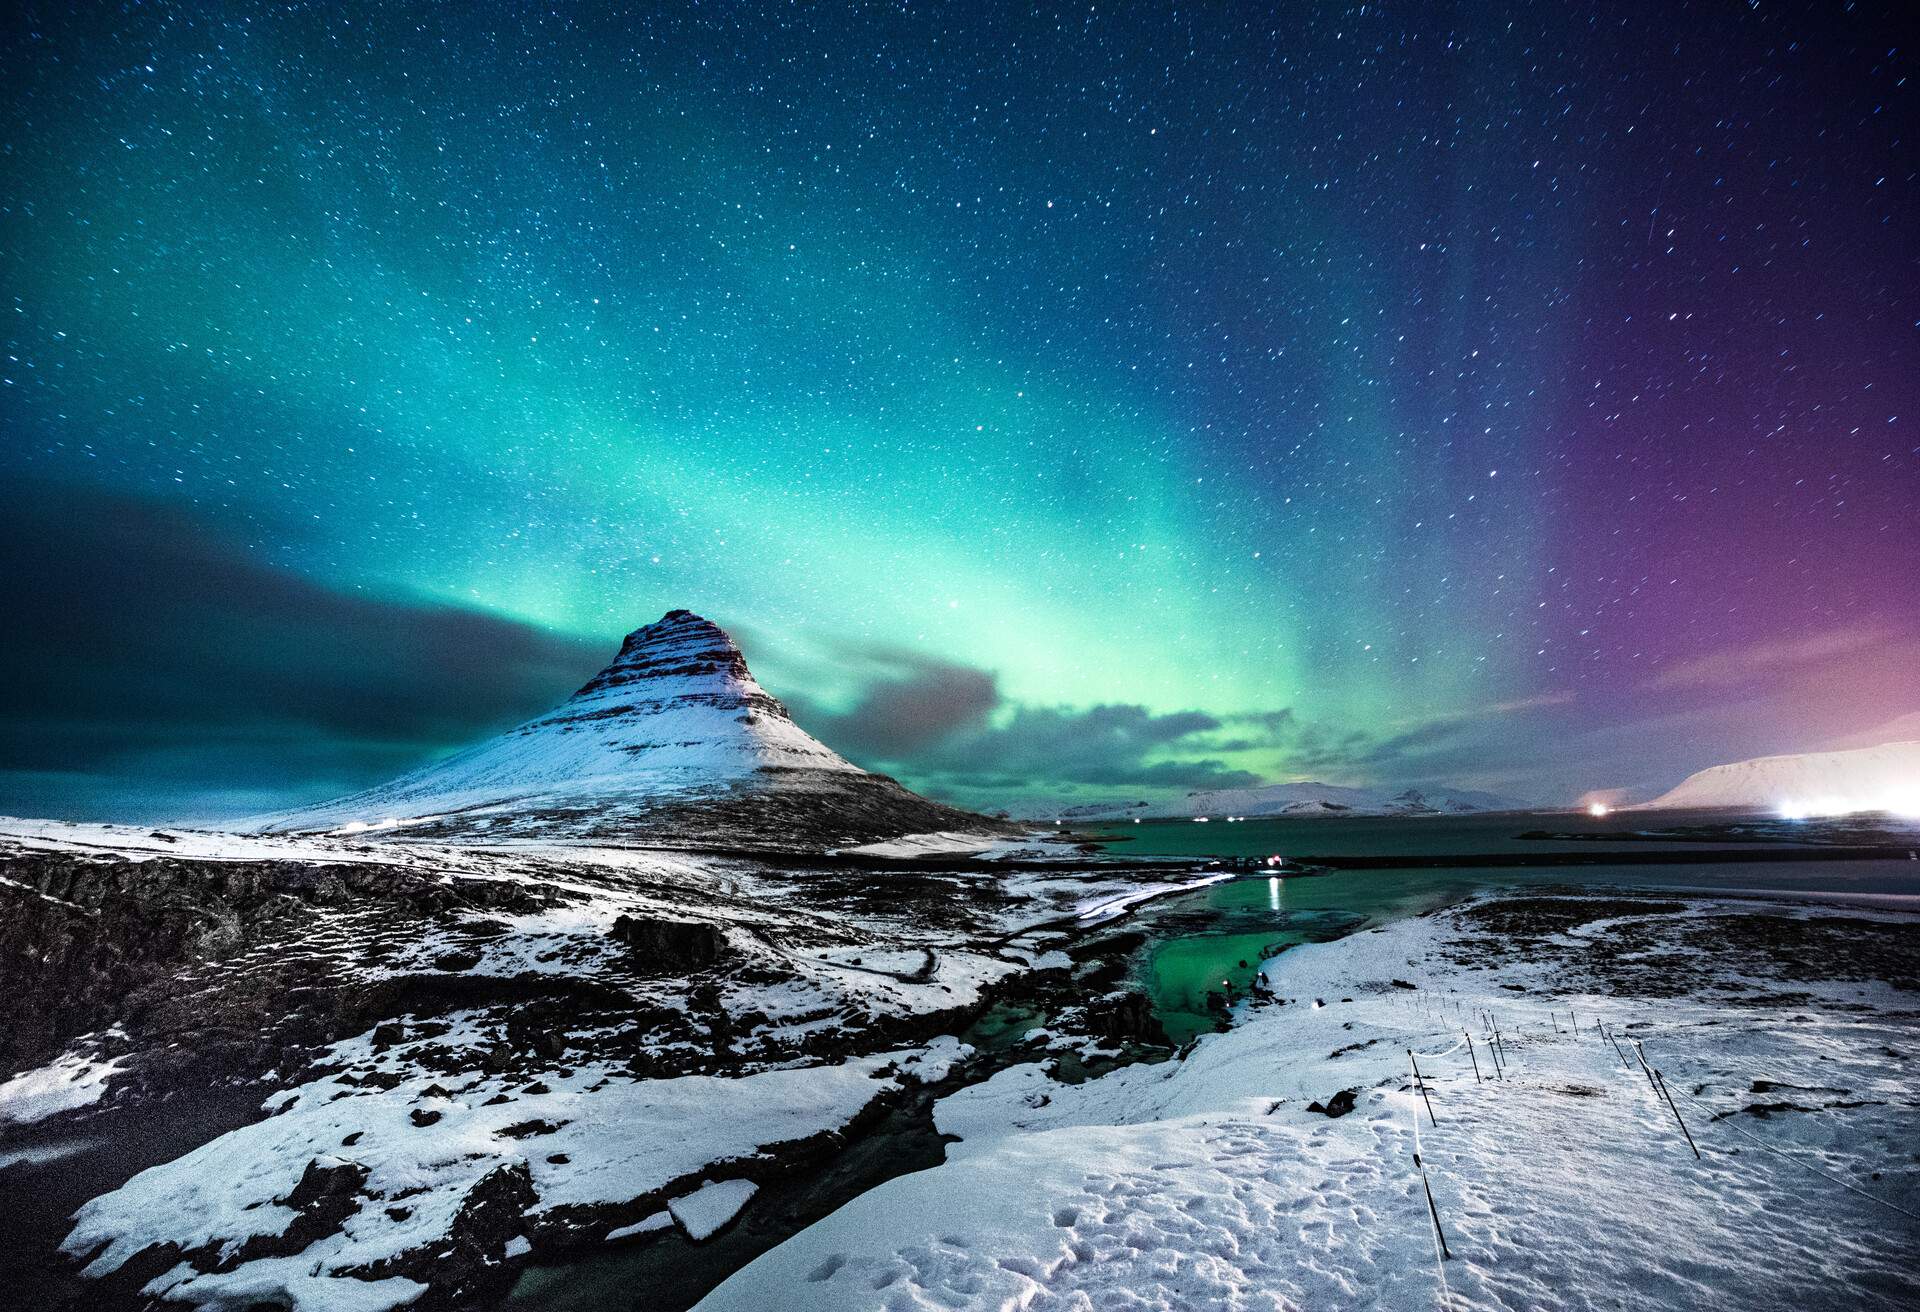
[
  {"left": 1409, "top": 1051, "right": 1439, "bottom": 1126},
  {"left": 1602, "top": 1024, "right": 1631, "bottom": 1069},
  {"left": 1464, "top": 1031, "right": 1482, "bottom": 1083},
  {"left": 1414, "top": 1148, "right": 1454, "bottom": 1261},
  {"left": 1652, "top": 1068, "right": 1701, "bottom": 1160}
]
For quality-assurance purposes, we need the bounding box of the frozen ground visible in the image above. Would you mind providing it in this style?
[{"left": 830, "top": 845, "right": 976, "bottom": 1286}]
[
  {"left": 0, "top": 1041, "right": 125, "bottom": 1126},
  {"left": 63, "top": 1037, "right": 923, "bottom": 1312},
  {"left": 700, "top": 892, "right": 1920, "bottom": 1311},
  {"left": 0, "top": 815, "right": 1219, "bottom": 1308}
]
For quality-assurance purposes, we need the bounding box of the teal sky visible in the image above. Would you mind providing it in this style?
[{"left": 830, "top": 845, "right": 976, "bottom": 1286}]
[{"left": 4, "top": 3, "right": 1915, "bottom": 819}]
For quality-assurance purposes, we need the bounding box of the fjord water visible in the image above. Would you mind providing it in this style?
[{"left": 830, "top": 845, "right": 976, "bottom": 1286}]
[
  {"left": 1080, "top": 808, "right": 1920, "bottom": 860},
  {"left": 1099, "top": 812, "right": 1920, "bottom": 1045}
]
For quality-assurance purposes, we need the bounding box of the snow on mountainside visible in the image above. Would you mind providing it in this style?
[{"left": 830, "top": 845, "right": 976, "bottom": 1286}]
[
  {"left": 1029, "top": 780, "right": 1532, "bottom": 822},
  {"left": 249, "top": 610, "right": 1009, "bottom": 849},
  {"left": 1638, "top": 739, "right": 1920, "bottom": 814}
]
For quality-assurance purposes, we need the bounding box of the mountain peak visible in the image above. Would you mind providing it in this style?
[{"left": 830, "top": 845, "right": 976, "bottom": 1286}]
[
  {"left": 577, "top": 609, "right": 758, "bottom": 701},
  {"left": 249, "top": 607, "right": 1008, "bottom": 848}
]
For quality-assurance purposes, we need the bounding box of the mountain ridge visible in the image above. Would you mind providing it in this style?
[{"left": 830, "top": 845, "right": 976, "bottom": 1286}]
[{"left": 1024, "top": 779, "right": 1533, "bottom": 822}]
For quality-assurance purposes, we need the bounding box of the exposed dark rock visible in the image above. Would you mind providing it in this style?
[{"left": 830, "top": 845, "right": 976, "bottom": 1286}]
[
  {"left": 1083, "top": 990, "right": 1169, "bottom": 1046},
  {"left": 230, "top": 1156, "right": 371, "bottom": 1263},
  {"left": 1306, "top": 1089, "right": 1359, "bottom": 1118},
  {"left": 611, "top": 915, "right": 727, "bottom": 972},
  {"left": 346, "top": 1163, "right": 537, "bottom": 1310},
  {"left": 0, "top": 849, "right": 551, "bottom": 1076}
]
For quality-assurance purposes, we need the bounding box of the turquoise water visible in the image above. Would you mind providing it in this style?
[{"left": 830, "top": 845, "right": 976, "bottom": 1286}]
[{"left": 1114, "top": 823, "right": 1920, "bottom": 1046}]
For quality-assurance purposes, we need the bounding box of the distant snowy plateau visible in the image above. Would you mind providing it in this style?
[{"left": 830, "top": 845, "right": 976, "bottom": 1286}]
[
  {"left": 1032, "top": 780, "right": 1534, "bottom": 822},
  {"left": 1637, "top": 739, "right": 1920, "bottom": 815}
]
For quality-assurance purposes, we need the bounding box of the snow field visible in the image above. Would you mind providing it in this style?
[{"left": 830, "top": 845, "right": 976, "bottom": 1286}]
[
  {"left": 61, "top": 1019, "right": 929, "bottom": 1312},
  {"left": 697, "top": 901, "right": 1920, "bottom": 1311}
]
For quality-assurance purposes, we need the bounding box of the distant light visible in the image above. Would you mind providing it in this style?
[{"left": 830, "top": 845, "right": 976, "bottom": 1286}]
[
  {"left": 1587, "top": 803, "right": 1610, "bottom": 818},
  {"left": 1777, "top": 786, "right": 1920, "bottom": 821},
  {"left": 1132, "top": 817, "right": 1141, "bottom": 824}
]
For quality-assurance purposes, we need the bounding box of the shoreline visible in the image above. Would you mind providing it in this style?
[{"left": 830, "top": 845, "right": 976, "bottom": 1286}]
[{"left": 695, "top": 886, "right": 1920, "bottom": 1311}]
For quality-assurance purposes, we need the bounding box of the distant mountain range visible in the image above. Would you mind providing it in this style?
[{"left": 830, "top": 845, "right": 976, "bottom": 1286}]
[
  {"left": 1635, "top": 739, "right": 1920, "bottom": 813},
  {"left": 249, "top": 610, "right": 1009, "bottom": 850},
  {"left": 1026, "top": 780, "right": 1534, "bottom": 823}
]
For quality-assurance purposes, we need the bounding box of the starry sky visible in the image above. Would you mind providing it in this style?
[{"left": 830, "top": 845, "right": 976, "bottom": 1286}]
[{"left": 2, "top": 1, "right": 1916, "bottom": 822}]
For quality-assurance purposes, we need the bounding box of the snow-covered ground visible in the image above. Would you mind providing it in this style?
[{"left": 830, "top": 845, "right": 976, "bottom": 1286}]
[
  {"left": 3, "top": 810, "right": 1243, "bottom": 1309},
  {"left": 838, "top": 831, "right": 1056, "bottom": 860},
  {"left": 63, "top": 1027, "right": 947, "bottom": 1312},
  {"left": 0, "top": 1040, "right": 125, "bottom": 1125},
  {"left": 698, "top": 895, "right": 1920, "bottom": 1311}
]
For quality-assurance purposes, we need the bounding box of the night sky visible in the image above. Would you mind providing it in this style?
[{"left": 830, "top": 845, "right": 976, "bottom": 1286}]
[{"left": 3, "top": 2, "right": 1915, "bottom": 821}]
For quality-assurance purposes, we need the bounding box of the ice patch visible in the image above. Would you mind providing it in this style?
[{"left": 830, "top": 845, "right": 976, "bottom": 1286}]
[
  {"left": 605, "top": 1212, "right": 673, "bottom": 1242},
  {"left": 669, "top": 1178, "right": 759, "bottom": 1241},
  {"left": 0, "top": 1046, "right": 124, "bottom": 1125}
]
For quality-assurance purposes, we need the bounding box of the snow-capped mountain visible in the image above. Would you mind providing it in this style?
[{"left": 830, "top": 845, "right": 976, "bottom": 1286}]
[
  {"left": 1029, "top": 780, "right": 1532, "bottom": 822},
  {"left": 250, "top": 609, "right": 1007, "bottom": 849},
  {"left": 1636, "top": 739, "right": 1920, "bottom": 814}
]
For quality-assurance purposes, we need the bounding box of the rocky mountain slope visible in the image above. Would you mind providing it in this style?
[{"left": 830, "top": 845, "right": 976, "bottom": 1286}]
[
  {"left": 1638, "top": 739, "right": 1920, "bottom": 813},
  {"left": 250, "top": 610, "right": 1010, "bottom": 851}
]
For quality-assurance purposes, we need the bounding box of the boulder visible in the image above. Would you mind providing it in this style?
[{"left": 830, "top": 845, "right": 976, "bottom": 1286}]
[{"left": 1306, "top": 1088, "right": 1359, "bottom": 1118}]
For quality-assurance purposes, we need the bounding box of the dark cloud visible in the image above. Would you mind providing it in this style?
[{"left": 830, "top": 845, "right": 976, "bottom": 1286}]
[
  {"left": 787, "top": 650, "right": 998, "bottom": 760},
  {"left": 0, "top": 477, "right": 606, "bottom": 821},
  {"left": 795, "top": 657, "right": 1263, "bottom": 800}
]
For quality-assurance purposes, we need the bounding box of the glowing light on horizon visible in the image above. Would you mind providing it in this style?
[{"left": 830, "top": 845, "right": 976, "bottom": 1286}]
[
  {"left": 1777, "top": 784, "right": 1920, "bottom": 822},
  {"left": 1587, "top": 802, "right": 1611, "bottom": 818}
]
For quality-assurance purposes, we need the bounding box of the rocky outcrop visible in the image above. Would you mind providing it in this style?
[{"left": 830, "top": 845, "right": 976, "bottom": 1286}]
[
  {"left": 0, "top": 851, "right": 551, "bottom": 1078},
  {"left": 1084, "top": 989, "right": 1169, "bottom": 1046},
  {"left": 1306, "top": 1088, "right": 1359, "bottom": 1118},
  {"left": 347, "top": 1162, "right": 538, "bottom": 1310},
  {"left": 611, "top": 915, "right": 726, "bottom": 972}
]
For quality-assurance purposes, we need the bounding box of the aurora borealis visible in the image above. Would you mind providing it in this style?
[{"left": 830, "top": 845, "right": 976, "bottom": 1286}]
[{"left": 2, "top": 2, "right": 1915, "bottom": 820}]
